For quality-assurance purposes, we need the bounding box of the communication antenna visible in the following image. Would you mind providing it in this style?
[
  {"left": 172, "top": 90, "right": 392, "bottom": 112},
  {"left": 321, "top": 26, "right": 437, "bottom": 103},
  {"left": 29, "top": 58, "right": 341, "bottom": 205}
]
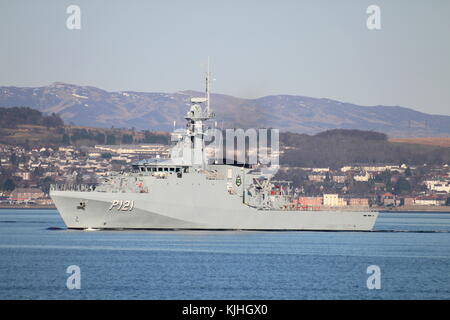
[{"left": 206, "top": 57, "right": 211, "bottom": 116}]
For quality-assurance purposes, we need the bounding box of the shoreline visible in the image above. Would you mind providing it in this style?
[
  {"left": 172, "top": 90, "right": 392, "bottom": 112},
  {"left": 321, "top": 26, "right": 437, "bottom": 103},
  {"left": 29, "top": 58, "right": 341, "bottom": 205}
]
[
  {"left": 0, "top": 204, "right": 56, "bottom": 209},
  {"left": 1, "top": 204, "right": 450, "bottom": 213},
  {"left": 378, "top": 205, "right": 450, "bottom": 213}
]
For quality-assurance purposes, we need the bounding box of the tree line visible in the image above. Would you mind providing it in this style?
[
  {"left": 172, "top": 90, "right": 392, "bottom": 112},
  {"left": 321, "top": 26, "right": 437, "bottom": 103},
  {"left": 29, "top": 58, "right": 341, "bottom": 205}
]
[
  {"left": 0, "top": 107, "right": 64, "bottom": 128},
  {"left": 280, "top": 129, "right": 450, "bottom": 168}
]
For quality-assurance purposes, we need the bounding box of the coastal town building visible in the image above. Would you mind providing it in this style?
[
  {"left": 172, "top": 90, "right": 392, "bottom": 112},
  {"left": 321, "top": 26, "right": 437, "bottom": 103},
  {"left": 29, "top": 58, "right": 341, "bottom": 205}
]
[
  {"left": 400, "top": 197, "right": 415, "bottom": 206},
  {"left": 424, "top": 180, "right": 450, "bottom": 193},
  {"left": 9, "top": 188, "right": 45, "bottom": 202},
  {"left": 348, "top": 198, "right": 369, "bottom": 207},
  {"left": 308, "top": 174, "right": 326, "bottom": 182},
  {"left": 380, "top": 192, "right": 397, "bottom": 206},
  {"left": 94, "top": 144, "right": 170, "bottom": 158},
  {"left": 14, "top": 171, "right": 31, "bottom": 180},
  {"left": 414, "top": 196, "right": 446, "bottom": 206},
  {"left": 353, "top": 171, "right": 370, "bottom": 182},
  {"left": 298, "top": 196, "right": 323, "bottom": 207},
  {"left": 323, "top": 194, "right": 347, "bottom": 207},
  {"left": 332, "top": 175, "right": 347, "bottom": 183},
  {"left": 341, "top": 164, "right": 406, "bottom": 174}
]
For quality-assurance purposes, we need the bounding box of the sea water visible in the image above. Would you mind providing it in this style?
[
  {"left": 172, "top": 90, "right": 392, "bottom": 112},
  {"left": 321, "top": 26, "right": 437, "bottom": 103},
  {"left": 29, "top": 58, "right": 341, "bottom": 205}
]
[{"left": 0, "top": 209, "right": 449, "bottom": 299}]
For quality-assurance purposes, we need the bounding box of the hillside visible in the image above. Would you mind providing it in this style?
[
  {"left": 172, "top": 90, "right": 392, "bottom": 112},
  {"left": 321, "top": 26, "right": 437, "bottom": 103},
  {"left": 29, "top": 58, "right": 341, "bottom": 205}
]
[
  {"left": 1, "top": 83, "right": 450, "bottom": 137},
  {"left": 389, "top": 137, "right": 450, "bottom": 148},
  {"left": 0, "top": 107, "right": 169, "bottom": 147},
  {"left": 2, "top": 107, "right": 450, "bottom": 167},
  {"left": 0, "top": 106, "right": 63, "bottom": 129},
  {"left": 280, "top": 130, "right": 450, "bottom": 168}
]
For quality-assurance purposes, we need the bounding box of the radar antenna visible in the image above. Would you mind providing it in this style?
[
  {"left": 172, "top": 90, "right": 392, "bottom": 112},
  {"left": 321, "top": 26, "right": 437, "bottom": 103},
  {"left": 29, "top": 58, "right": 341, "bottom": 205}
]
[
  {"left": 206, "top": 57, "right": 214, "bottom": 118},
  {"left": 206, "top": 57, "right": 212, "bottom": 117}
]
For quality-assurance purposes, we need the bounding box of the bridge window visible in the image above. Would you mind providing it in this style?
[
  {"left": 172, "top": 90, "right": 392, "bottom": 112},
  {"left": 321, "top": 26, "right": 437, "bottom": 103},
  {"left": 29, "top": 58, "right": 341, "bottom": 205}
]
[{"left": 140, "top": 167, "right": 145, "bottom": 172}]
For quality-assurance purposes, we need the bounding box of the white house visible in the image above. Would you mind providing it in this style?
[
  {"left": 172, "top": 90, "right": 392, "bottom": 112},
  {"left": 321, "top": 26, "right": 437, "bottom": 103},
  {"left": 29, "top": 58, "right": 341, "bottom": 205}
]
[{"left": 424, "top": 180, "right": 450, "bottom": 193}]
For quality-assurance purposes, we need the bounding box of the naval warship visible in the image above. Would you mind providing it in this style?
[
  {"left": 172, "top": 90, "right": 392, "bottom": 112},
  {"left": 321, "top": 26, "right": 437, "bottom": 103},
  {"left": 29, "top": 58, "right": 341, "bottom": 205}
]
[{"left": 50, "top": 71, "right": 378, "bottom": 231}]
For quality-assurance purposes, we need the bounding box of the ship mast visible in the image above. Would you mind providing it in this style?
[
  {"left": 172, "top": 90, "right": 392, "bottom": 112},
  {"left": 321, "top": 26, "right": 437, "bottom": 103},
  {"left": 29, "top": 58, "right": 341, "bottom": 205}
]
[
  {"left": 181, "top": 60, "right": 215, "bottom": 168},
  {"left": 206, "top": 57, "right": 211, "bottom": 117}
]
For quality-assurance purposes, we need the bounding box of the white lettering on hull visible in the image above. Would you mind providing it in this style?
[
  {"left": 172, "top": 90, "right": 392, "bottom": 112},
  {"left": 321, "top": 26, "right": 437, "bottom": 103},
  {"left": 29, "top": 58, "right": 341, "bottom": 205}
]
[{"left": 108, "top": 200, "right": 135, "bottom": 212}]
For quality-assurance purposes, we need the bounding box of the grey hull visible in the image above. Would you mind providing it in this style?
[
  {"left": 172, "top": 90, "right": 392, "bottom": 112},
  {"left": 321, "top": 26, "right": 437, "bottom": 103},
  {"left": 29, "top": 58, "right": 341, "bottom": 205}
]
[{"left": 51, "top": 190, "right": 378, "bottom": 231}]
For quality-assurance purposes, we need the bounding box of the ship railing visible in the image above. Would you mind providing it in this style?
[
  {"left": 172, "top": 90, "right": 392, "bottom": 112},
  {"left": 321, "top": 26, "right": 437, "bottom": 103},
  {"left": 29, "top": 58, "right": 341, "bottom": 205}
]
[{"left": 50, "top": 184, "right": 97, "bottom": 192}]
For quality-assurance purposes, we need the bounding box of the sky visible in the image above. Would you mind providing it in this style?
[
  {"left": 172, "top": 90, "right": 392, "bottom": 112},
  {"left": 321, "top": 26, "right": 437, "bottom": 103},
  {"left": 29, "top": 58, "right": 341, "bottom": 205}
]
[{"left": 0, "top": 0, "right": 449, "bottom": 115}]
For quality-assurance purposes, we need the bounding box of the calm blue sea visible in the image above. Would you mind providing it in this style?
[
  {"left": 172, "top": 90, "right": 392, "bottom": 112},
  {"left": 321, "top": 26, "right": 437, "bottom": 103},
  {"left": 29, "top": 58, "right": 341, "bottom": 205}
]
[{"left": 0, "top": 209, "right": 449, "bottom": 300}]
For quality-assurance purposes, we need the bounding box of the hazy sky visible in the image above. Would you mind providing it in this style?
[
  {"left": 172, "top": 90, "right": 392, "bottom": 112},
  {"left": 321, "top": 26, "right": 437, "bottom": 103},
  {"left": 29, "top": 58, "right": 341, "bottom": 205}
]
[{"left": 0, "top": 0, "right": 449, "bottom": 115}]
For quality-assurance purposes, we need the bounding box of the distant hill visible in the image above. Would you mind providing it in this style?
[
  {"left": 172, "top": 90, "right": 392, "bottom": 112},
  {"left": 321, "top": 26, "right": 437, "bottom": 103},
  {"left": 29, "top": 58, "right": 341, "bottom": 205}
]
[
  {"left": 0, "top": 106, "right": 63, "bottom": 129},
  {"left": 281, "top": 130, "right": 450, "bottom": 168},
  {"left": 0, "top": 107, "right": 169, "bottom": 147},
  {"left": 389, "top": 137, "right": 450, "bottom": 148},
  {"left": 1, "top": 83, "right": 450, "bottom": 137}
]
